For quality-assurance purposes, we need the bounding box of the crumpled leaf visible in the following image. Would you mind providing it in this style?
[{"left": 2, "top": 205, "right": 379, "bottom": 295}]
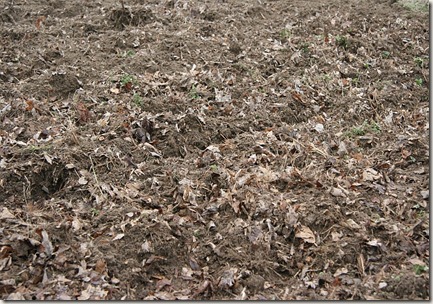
[
  {"left": 333, "top": 267, "right": 348, "bottom": 277},
  {"left": 362, "top": 168, "right": 380, "bottom": 181},
  {"left": 218, "top": 268, "right": 237, "bottom": 289},
  {"left": 112, "top": 233, "right": 125, "bottom": 241},
  {"left": 40, "top": 230, "right": 54, "bottom": 257},
  {"left": 156, "top": 277, "right": 171, "bottom": 291},
  {"left": 330, "top": 187, "right": 346, "bottom": 197},
  {"left": 345, "top": 219, "right": 361, "bottom": 230},
  {"left": 295, "top": 225, "right": 316, "bottom": 244},
  {"left": 0, "top": 207, "right": 15, "bottom": 219}
]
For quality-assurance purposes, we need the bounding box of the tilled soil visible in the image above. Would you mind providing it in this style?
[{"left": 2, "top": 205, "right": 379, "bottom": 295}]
[{"left": 0, "top": 0, "right": 429, "bottom": 300}]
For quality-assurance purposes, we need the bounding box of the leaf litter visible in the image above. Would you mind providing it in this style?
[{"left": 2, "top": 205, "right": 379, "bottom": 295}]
[{"left": 0, "top": 0, "right": 429, "bottom": 300}]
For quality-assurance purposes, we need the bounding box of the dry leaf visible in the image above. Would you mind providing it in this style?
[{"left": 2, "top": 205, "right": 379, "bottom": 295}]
[
  {"left": 35, "top": 16, "right": 46, "bottom": 29},
  {"left": 25, "top": 100, "right": 34, "bottom": 111},
  {"left": 156, "top": 278, "right": 171, "bottom": 291},
  {"left": 75, "top": 102, "right": 91, "bottom": 123},
  {"left": 362, "top": 168, "right": 380, "bottom": 181},
  {"left": 0, "top": 207, "right": 15, "bottom": 219},
  {"left": 330, "top": 187, "right": 346, "bottom": 197},
  {"left": 345, "top": 219, "right": 361, "bottom": 230},
  {"left": 78, "top": 177, "right": 88, "bottom": 185},
  {"left": 333, "top": 267, "right": 348, "bottom": 277},
  {"left": 95, "top": 259, "right": 106, "bottom": 274},
  {"left": 112, "top": 234, "right": 125, "bottom": 241},
  {"left": 295, "top": 225, "right": 316, "bottom": 244},
  {"left": 41, "top": 230, "right": 54, "bottom": 256},
  {"left": 218, "top": 268, "right": 237, "bottom": 289},
  {"left": 72, "top": 218, "right": 82, "bottom": 231}
]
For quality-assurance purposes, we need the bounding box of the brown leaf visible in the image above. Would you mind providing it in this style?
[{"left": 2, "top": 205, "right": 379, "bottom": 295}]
[
  {"left": 155, "top": 278, "right": 171, "bottom": 292},
  {"left": 40, "top": 230, "right": 53, "bottom": 257},
  {"left": 35, "top": 16, "right": 46, "bottom": 30},
  {"left": 0, "top": 207, "right": 15, "bottom": 219},
  {"left": 291, "top": 91, "right": 304, "bottom": 104},
  {"left": 75, "top": 102, "right": 91, "bottom": 123},
  {"left": 295, "top": 225, "right": 316, "bottom": 244},
  {"left": 218, "top": 268, "right": 237, "bottom": 289},
  {"left": 401, "top": 149, "right": 411, "bottom": 159},
  {"left": 25, "top": 100, "right": 34, "bottom": 111},
  {"left": 189, "top": 257, "right": 201, "bottom": 271},
  {"left": 95, "top": 259, "right": 106, "bottom": 274}
]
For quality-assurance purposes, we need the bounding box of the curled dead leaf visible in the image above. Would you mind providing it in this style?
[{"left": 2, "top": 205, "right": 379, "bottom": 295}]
[
  {"left": 295, "top": 225, "right": 316, "bottom": 244},
  {"left": 330, "top": 187, "right": 346, "bottom": 197}
]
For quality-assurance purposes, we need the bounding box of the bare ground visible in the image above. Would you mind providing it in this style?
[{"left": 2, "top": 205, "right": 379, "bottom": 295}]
[{"left": 0, "top": 0, "right": 429, "bottom": 300}]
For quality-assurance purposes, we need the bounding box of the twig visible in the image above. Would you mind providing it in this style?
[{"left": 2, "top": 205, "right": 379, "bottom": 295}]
[{"left": 89, "top": 155, "right": 104, "bottom": 197}]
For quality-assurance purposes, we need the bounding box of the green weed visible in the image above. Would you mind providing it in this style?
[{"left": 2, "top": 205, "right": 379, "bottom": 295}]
[
  {"left": 415, "top": 78, "right": 423, "bottom": 86},
  {"left": 132, "top": 93, "right": 143, "bottom": 107},
  {"left": 91, "top": 208, "right": 100, "bottom": 217},
  {"left": 279, "top": 28, "right": 291, "bottom": 40},
  {"left": 381, "top": 51, "right": 391, "bottom": 58},
  {"left": 413, "top": 264, "right": 428, "bottom": 275},
  {"left": 122, "top": 50, "right": 135, "bottom": 57},
  {"left": 414, "top": 57, "right": 424, "bottom": 67},
  {"left": 344, "top": 120, "right": 381, "bottom": 138},
  {"left": 300, "top": 43, "right": 310, "bottom": 53},
  {"left": 398, "top": 0, "right": 428, "bottom": 12},
  {"left": 120, "top": 74, "right": 135, "bottom": 86},
  {"left": 189, "top": 84, "right": 200, "bottom": 99},
  {"left": 335, "top": 35, "right": 348, "bottom": 49}
]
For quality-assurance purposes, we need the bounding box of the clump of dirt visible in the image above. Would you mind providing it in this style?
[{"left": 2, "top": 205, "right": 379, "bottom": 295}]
[{"left": 0, "top": 0, "right": 429, "bottom": 300}]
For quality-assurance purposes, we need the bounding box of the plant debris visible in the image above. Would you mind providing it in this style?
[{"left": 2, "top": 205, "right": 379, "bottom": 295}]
[{"left": 0, "top": 0, "right": 428, "bottom": 300}]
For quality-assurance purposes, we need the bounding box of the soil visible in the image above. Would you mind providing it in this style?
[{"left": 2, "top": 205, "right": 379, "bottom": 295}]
[{"left": 0, "top": 0, "right": 429, "bottom": 300}]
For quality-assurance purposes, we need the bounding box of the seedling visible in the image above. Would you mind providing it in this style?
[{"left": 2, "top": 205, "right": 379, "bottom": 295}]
[
  {"left": 335, "top": 35, "right": 348, "bottom": 49},
  {"left": 91, "top": 208, "right": 100, "bottom": 217},
  {"left": 120, "top": 74, "right": 136, "bottom": 92},
  {"left": 414, "top": 57, "right": 424, "bottom": 67},
  {"left": 381, "top": 51, "right": 390, "bottom": 58},
  {"left": 300, "top": 42, "right": 310, "bottom": 53},
  {"left": 189, "top": 84, "right": 199, "bottom": 99},
  {"left": 25, "top": 144, "right": 52, "bottom": 152},
  {"left": 413, "top": 264, "right": 428, "bottom": 275},
  {"left": 322, "top": 74, "right": 332, "bottom": 82},
  {"left": 120, "top": 74, "right": 135, "bottom": 86},
  {"left": 279, "top": 28, "right": 291, "bottom": 40},
  {"left": 344, "top": 120, "right": 381, "bottom": 138},
  {"left": 351, "top": 77, "right": 360, "bottom": 85},
  {"left": 122, "top": 50, "right": 135, "bottom": 57},
  {"left": 132, "top": 93, "right": 143, "bottom": 107},
  {"left": 415, "top": 78, "right": 423, "bottom": 86}
]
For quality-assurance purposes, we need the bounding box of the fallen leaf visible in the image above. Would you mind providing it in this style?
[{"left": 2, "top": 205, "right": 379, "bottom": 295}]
[
  {"left": 218, "top": 268, "right": 237, "bottom": 289},
  {"left": 345, "top": 219, "right": 361, "bottom": 230},
  {"left": 112, "top": 234, "right": 124, "bottom": 241},
  {"left": 362, "top": 168, "right": 380, "bottom": 181},
  {"left": 156, "top": 278, "right": 171, "bottom": 291},
  {"left": 41, "top": 230, "right": 54, "bottom": 256},
  {"left": 295, "top": 225, "right": 316, "bottom": 244},
  {"left": 25, "top": 100, "right": 34, "bottom": 111},
  {"left": 75, "top": 102, "right": 91, "bottom": 123},
  {"left": 78, "top": 177, "right": 88, "bottom": 185},
  {"left": 72, "top": 218, "right": 82, "bottom": 231},
  {"left": 333, "top": 267, "right": 348, "bottom": 277},
  {"left": 0, "top": 208, "right": 15, "bottom": 219},
  {"left": 35, "top": 16, "right": 46, "bottom": 29},
  {"left": 408, "top": 258, "right": 426, "bottom": 267},
  {"left": 331, "top": 187, "right": 346, "bottom": 197},
  {"left": 95, "top": 259, "right": 106, "bottom": 274}
]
